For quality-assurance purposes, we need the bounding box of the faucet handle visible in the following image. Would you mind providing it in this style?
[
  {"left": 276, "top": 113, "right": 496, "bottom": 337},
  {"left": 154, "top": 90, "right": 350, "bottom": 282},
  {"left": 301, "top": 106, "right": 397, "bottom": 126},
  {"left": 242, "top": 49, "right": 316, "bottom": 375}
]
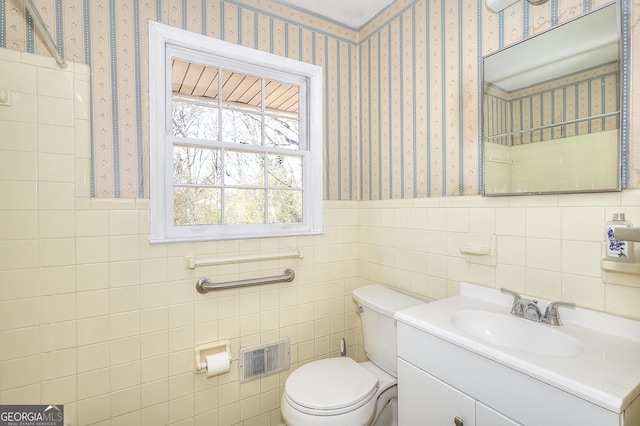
[
  {"left": 542, "top": 301, "right": 576, "bottom": 326},
  {"left": 501, "top": 288, "right": 524, "bottom": 316},
  {"left": 500, "top": 288, "right": 522, "bottom": 303}
]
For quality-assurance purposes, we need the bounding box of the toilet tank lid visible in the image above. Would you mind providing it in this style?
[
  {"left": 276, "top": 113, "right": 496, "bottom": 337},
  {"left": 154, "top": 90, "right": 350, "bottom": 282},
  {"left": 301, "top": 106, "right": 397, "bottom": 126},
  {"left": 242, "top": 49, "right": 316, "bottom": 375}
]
[{"left": 352, "top": 285, "right": 423, "bottom": 317}]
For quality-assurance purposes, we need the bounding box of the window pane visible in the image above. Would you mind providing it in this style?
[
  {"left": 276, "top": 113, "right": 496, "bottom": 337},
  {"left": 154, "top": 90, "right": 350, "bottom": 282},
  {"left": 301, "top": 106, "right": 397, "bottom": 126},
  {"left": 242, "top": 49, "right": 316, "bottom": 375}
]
[
  {"left": 220, "top": 109, "right": 262, "bottom": 145},
  {"left": 172, "top": 100, "right": 219, "bottom": 140},
  {"left": 172, "top": 59, "right": 220, "bottom": 100},
  {"left": 224, "top": 189, "right": 265, "bottom": 224},
  {"left": 174, "top": 146, "right": 221, "bottom": 185},
  {"left": 174, "top": 186, "right": 221, "bottom": 225},
  {"left": 264, "top": 116, "right": 299, "bottom": 149},
  {"left": 268, "top": 154, "right": 302, "bottom": 188},
  {"left": 224, "top": 150, "right": 265, "bottom": 186},
  {"left": 268, "top": 190, "right": 302, "bottom": 223},
  {"left": 221, "top": 70, "right": 261, "bottom": 107},
  {"left": 265, "top": 79, "right": 299, "bottom": 115}
]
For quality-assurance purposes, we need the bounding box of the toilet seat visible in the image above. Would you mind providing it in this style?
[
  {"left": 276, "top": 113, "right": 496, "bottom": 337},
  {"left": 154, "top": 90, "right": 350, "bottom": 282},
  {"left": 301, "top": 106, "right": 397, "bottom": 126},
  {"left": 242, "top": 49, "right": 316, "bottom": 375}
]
[{"left": 284, "top": 357, "right": 379, "bottom": 416}]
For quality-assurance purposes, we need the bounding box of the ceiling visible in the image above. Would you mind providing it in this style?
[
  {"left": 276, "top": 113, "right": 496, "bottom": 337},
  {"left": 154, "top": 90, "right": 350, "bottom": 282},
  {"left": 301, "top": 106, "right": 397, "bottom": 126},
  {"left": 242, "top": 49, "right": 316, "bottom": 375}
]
[{"left": 275, "top": 0, "right": 397, "bottom": 29}]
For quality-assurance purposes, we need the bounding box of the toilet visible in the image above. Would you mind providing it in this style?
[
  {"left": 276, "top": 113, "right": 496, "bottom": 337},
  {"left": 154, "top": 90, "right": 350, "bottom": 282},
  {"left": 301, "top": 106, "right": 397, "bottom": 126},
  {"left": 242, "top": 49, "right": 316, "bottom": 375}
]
[{"left": 281, "top": 285, "right": 423, "bottom": 426}]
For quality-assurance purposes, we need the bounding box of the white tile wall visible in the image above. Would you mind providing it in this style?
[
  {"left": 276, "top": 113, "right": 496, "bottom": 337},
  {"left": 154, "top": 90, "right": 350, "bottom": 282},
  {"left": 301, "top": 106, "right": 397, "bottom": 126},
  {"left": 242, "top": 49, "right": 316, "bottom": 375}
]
[
  {"left": 486, "top": 130, "right": 619, "bottom": 194},
  {"left": 359, "top": 193, "right": 640, "bottom": 314}
]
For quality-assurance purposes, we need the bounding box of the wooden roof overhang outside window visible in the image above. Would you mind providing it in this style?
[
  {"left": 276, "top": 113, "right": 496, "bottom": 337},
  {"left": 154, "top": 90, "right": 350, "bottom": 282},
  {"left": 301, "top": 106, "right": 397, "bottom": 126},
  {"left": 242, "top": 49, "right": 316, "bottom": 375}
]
[{"left": 171, "top": 59, "right": 299, "bottom": 115}]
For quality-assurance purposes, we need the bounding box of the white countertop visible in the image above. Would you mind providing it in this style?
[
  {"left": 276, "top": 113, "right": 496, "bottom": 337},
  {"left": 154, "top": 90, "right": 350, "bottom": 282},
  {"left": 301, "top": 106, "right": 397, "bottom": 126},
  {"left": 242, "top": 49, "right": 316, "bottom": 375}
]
[{"left": 395, "top": 282, "right": 640, "bottom": 413}]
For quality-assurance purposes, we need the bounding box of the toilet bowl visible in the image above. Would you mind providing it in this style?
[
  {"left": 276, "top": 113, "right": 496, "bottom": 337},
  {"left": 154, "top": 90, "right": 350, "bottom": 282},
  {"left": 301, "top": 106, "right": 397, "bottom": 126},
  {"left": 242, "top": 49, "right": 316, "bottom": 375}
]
[
  {"left": 281, "top": 285, "right": 423, "bottom": 426},
  {"left": 281, "top": 357, "right": 397, "bottom": 426}
]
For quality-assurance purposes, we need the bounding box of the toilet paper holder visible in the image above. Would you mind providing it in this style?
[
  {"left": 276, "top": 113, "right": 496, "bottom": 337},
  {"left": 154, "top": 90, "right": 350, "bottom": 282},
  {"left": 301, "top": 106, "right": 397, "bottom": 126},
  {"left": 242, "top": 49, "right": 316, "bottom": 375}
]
[{"left": 195, "top": 339, "right": 231, "bottom": 373}]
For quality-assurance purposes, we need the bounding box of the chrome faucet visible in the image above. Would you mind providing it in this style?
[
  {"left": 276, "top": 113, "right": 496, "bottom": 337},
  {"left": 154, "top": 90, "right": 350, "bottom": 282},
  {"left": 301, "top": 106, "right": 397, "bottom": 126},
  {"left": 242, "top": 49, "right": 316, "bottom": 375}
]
[
  {"left": 522, "top": 300, "right": 543, "bottom": 322},
  {"left": 501, "top": 288, "right": 575, "bottom": 326},
  {"left": 501, "top": 288, "right": 541, "bottom": 320}
]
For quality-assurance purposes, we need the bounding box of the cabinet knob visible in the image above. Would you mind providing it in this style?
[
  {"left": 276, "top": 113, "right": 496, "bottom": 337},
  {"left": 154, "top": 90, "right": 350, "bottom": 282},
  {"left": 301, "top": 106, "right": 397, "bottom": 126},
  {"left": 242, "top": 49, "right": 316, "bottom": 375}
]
[{"left": 453, "top": 417, "right": 464, "bottom": 426}]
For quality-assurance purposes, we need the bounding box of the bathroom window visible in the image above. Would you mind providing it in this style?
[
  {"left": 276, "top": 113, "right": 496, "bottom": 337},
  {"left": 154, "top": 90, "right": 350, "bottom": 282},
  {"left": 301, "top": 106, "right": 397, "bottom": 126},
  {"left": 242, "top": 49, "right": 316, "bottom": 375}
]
[{"left": 149, "top": 23, "right": 323, "bottom": 243}]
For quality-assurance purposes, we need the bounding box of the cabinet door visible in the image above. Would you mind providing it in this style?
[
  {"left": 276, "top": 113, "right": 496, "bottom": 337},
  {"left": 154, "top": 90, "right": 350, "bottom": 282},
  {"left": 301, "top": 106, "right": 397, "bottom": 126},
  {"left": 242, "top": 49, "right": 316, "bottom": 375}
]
[
  {"left": 398, "top": 359, "right": 475, "bottom": 426},
  {"left": 476, "top": 402, "right": 521, "bottom": 426}
]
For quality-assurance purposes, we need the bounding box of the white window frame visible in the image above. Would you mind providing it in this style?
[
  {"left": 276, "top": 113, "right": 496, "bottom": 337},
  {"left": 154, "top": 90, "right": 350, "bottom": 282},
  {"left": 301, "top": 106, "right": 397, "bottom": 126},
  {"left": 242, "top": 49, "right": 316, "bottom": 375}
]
[{"left": 149, "top": 22, "right": 323, "bottom": 243}]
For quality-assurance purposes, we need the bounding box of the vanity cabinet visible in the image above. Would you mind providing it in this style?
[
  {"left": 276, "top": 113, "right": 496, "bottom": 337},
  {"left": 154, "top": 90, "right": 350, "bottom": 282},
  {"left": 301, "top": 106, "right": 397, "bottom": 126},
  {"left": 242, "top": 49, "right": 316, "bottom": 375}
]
[
  {"left": 397, "top": 322, "right": 634, "bottom": 426},
  {"left": 399, "top": 358, "right": 520, "bottom": 426},
  {"left": 476, "top": 402, "right": 521, "bottom": 426}
]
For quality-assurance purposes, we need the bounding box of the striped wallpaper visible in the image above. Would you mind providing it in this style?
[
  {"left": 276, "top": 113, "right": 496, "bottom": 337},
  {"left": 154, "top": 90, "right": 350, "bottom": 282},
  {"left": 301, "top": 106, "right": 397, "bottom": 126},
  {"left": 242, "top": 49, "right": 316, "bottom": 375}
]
[
  {"left": 0, "top": 0, "right": 637, "bottom": 200},
  {"left": 485, "top": 64, "right": 618, "bottom": 146}
]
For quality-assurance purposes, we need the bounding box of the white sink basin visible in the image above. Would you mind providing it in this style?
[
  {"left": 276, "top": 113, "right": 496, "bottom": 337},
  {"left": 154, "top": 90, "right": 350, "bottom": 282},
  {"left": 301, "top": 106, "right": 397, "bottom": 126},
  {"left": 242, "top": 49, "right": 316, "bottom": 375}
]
[
  {"left": 451, "top": 309, "right": 583, "bottom": 357},
  {"left": 395, "top": 282, "right": 640, "bottom": 414}
]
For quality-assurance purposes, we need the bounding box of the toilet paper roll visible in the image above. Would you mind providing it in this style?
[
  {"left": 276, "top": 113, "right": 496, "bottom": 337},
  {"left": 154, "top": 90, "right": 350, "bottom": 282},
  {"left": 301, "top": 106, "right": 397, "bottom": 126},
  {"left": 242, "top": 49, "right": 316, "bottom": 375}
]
[{"left": 205, "top": 352, "right": 230, "bottom": 378}]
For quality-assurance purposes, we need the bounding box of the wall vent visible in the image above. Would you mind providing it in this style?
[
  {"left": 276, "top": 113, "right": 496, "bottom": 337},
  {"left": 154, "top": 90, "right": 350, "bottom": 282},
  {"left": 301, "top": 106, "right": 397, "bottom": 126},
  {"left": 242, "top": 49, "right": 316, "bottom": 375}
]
[{"left": 239, "top": 337, "right": 290, "bottom": 383}]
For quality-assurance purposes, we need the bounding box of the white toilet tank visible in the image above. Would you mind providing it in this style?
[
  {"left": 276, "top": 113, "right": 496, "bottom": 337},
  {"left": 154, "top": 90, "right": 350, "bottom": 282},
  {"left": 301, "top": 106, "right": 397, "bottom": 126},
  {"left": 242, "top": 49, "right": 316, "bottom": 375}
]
[{"left": 352, "top": 285, "right": 423, "bottom": 376}]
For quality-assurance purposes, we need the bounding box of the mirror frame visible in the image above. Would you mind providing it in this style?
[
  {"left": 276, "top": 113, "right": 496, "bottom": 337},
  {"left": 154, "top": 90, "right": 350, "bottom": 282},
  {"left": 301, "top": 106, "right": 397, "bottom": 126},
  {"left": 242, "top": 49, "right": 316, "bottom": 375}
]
[{"left": 480, "top": 0, "right": 630, "bottom": 196}]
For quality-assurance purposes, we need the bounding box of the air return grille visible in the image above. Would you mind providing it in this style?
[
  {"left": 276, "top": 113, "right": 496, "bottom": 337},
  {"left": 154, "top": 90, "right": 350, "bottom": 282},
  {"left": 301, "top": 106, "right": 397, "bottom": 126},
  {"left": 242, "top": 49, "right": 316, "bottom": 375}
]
[{"left": 239, "top": 338, "right": 290, "bottom": 383}]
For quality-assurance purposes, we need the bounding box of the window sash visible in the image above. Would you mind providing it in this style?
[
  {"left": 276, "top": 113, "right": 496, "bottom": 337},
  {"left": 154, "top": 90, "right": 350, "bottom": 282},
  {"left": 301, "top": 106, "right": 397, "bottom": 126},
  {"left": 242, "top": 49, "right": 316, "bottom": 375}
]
[
  {"left": 166, "top": 46, "right": 309, "bottom": 151},
  {"left": 170, "top": 136, "right": 307, "bottom": 225}
]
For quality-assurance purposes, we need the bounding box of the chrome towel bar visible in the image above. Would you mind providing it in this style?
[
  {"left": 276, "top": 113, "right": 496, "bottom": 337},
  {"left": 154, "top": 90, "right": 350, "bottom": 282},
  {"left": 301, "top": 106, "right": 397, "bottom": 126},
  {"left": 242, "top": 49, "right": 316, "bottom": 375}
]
[{"left": 196, "top": 269, "right": 295, "bottom": 293}]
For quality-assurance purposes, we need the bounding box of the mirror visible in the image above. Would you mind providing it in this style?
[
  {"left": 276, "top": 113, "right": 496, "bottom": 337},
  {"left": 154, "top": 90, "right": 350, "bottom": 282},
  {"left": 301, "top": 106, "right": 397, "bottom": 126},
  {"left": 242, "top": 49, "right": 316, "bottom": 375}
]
[{"left": 482, "top": 4, "right": 620, "bottom": 195}]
